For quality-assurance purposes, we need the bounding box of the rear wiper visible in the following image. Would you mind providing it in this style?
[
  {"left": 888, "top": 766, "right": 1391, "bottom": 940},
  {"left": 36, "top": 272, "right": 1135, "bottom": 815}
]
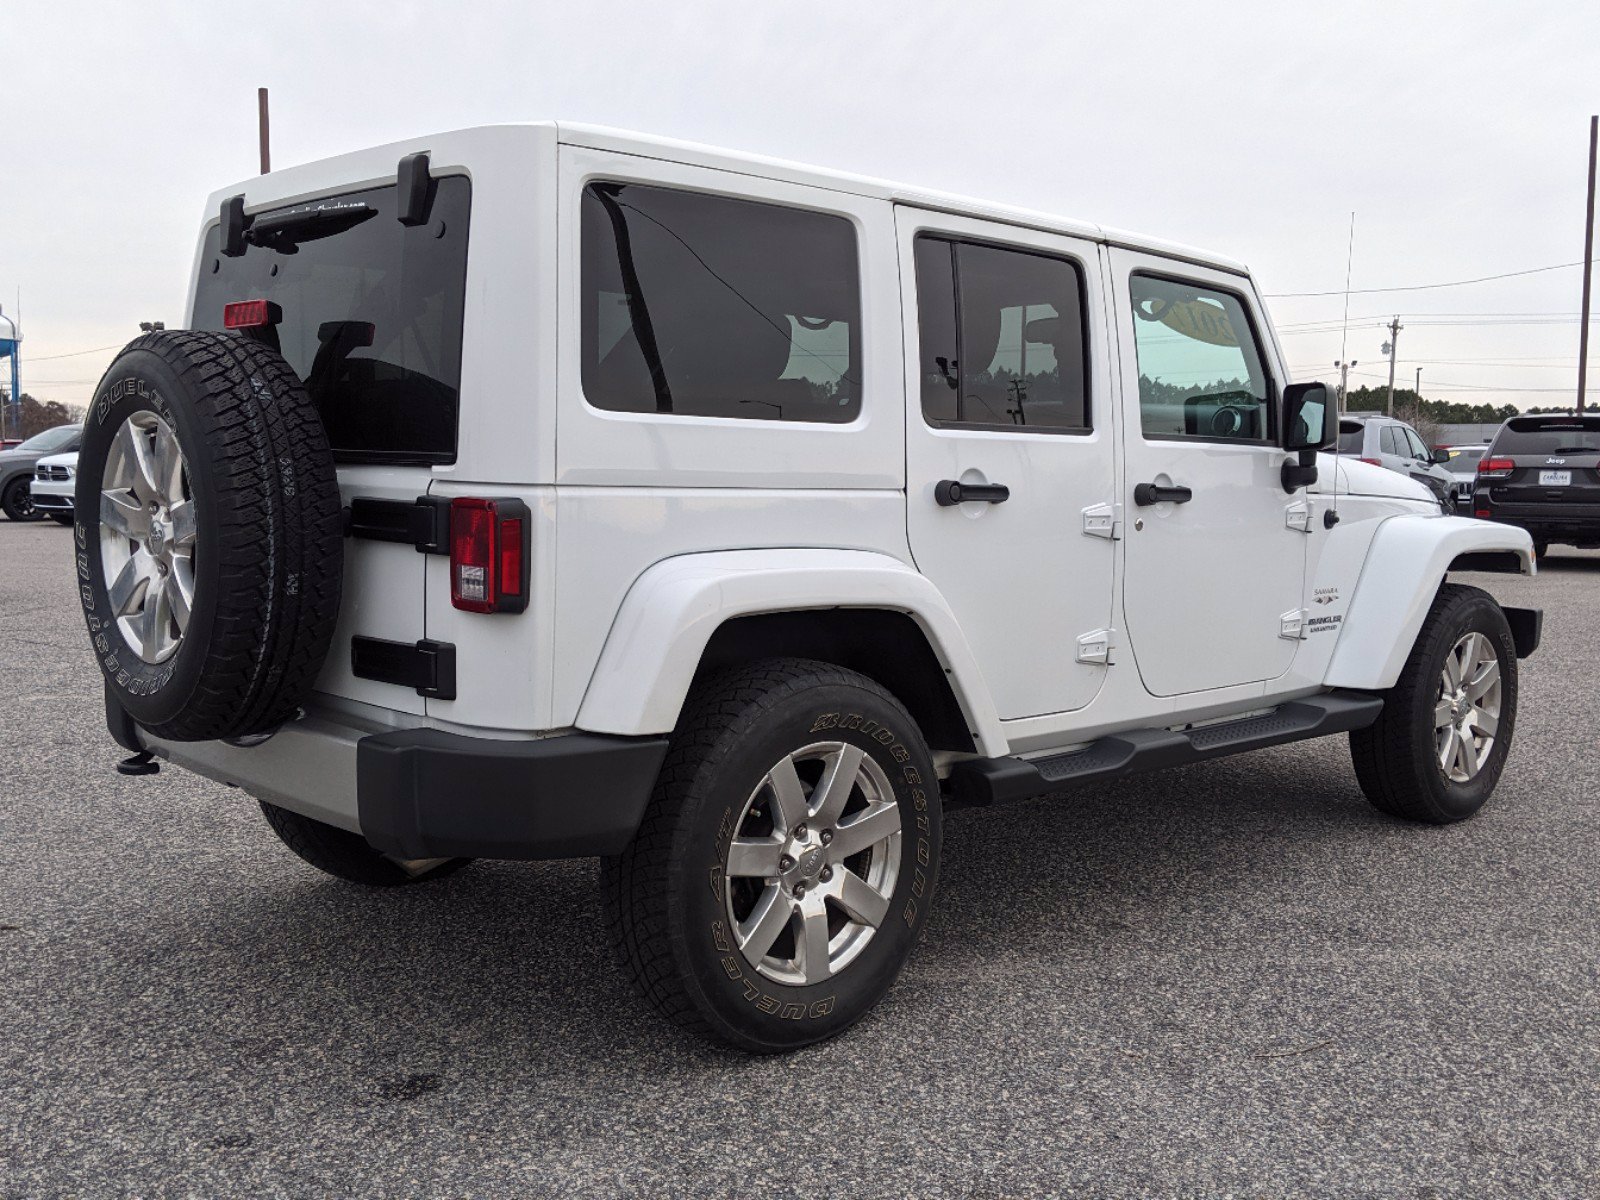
[
  {"left": 246, "top": 201, "right": 377, "bottom": 254},
  {"left": 1548, "top": 445, "right": 1599, "bottom": 455}
]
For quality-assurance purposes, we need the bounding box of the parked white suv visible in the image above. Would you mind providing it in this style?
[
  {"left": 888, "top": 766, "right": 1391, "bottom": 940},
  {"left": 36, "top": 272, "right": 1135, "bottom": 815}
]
[
  {"left": 1336, "top": 414, "right": 1456, "bottom": 506},
  {"left": 29, "top": 450, "right": 77, "bottom": 524},
  {"left": 75, "top": 125, "right": 1540, "bottom": 1052}
]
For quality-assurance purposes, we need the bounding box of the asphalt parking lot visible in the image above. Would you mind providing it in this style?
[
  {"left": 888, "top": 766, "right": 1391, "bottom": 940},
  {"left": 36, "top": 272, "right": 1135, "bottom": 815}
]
[{"left": 1, "top": 519, "right": 1597, "bottom": 1198}]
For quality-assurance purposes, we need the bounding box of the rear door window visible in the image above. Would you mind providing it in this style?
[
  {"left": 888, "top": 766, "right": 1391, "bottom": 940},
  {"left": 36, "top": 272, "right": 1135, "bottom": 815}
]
[
  {"left": 193, "top": 178, "right": 472, "bottom": 465},
  {"left": 1380, "top": 426, "right": 1402, "bottom": 456},
  {"left": 914, "top": 236, "right": 1090, "bottom": 431},
  {"left": 580, "top": 182, "right": 861, "bottom": 423}
]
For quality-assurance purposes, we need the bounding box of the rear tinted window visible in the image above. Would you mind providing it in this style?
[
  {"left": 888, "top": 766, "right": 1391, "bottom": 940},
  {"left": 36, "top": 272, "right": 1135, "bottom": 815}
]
[
  {"left": 1337, "top": 422, "right": 1364, "bottom": 454},
  {"left": 1491, "top": 417, "right": 1600, "bottom": 455},
  {"left": 193, "top": 178, "right": 471, "bottom": 465},
  {"left": 581, "top": 182, "right": 861, "bottom": 422}
]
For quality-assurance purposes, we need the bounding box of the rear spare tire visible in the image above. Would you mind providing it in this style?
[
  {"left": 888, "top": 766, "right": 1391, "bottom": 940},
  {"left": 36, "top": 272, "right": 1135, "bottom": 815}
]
[{"left": 74, "top": 330, "right": 343, "bottom": 742}]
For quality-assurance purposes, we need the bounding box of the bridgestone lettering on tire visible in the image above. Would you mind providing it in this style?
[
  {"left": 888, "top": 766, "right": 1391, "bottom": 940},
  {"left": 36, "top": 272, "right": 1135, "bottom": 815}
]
[
  {"left": 74, "top": 331, "right": 343, "bottom": 742},
  {"left": 601, "top": 659, "right": 943, "bottom": 1053}
]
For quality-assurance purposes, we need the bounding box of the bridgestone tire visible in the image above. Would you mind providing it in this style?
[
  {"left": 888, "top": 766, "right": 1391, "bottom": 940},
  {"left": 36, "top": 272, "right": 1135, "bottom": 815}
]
[
  {"left": 2, "top": 476, "right": 41, "bottom": 521},
  {"left": 1350, "top": 584, "right": 1518, "bottom": 824},
  {"left": 259, "top": 802, "right": 472, "bottom": 887},
  {"left": 74, "top": 331, "right": 343, "bottom": 742},
  {"left": 601, "top": 659, "right": 942, "bottom": 1053}
]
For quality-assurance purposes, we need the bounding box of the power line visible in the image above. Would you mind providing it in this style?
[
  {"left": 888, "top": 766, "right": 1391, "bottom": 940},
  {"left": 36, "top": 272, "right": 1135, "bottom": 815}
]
[
  {"left": 23, "top": 343, "right": 124, "bottom": 362},
  {"left": 1265, "top": 261, "right": 1583, "bottom": 298}
]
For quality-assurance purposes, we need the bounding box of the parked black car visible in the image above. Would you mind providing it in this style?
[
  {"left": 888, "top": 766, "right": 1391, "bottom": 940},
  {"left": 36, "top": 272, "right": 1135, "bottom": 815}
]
[{"left": 1474, "top": 413, "right": 1600, "bottom": 556}]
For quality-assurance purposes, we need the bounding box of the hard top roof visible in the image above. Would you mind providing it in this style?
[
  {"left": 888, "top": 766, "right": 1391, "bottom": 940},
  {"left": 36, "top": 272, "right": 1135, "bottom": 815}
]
[{"left": 204, "top": 121, "right": 1253, "bottom": 278}]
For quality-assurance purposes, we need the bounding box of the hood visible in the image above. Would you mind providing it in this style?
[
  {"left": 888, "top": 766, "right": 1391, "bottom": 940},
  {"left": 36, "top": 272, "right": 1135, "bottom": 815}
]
[
  {"left": 36, "top": 451, "right": 79, "bottom": 469},
  {"left": 1310, "top": 453, "right": 1434, "bottom": 503}
]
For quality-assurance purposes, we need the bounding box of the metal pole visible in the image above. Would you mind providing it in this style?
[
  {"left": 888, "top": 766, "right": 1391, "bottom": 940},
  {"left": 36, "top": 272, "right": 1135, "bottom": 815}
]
[
  {"left": 1579, "top": 115, "right": 1597, "bottom": 414},
  {"left": 258, "top": 87, "right": 271, "bottom": 175},
  {"left": 1415, "top": 366, "right": 1422, "bottom": 402},
  {"left": 1385, "top": 316, "right": 1402, "bottom": 416}
]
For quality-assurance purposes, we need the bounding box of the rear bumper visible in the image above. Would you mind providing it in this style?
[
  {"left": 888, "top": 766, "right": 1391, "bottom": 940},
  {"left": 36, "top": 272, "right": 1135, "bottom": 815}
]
[
  {"left": 124, "top": 697, "right": 667, "bottom": 861},
  {"left": 1478, "top": 508, "right": 1600, "bottom": 542}
]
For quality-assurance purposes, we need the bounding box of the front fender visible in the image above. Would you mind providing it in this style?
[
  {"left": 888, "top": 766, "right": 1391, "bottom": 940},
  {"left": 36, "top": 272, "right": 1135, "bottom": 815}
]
[
  {"left": 574, "top": 549, "right": 1008, "bottom": 758},
  {"left": 1324, "top": 515, "right": 1534, "bottom": 691}
]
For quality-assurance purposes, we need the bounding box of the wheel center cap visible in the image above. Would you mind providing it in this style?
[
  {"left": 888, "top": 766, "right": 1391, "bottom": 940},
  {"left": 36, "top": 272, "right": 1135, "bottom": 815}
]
[
  {"left": 148, "top": 521, "right": 166, "bottom": 556},
  {"left": 796, "top": 846, "right": 826, "bottom": 880}
]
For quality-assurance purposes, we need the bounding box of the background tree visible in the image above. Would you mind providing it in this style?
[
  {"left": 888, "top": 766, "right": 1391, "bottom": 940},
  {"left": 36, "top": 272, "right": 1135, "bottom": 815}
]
[{"left": 5, "top": 393, "right": 85, "bottom": 440}]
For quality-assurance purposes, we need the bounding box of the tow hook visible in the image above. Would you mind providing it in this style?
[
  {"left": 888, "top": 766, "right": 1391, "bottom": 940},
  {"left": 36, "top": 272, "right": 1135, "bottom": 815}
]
[{"left": 115, "top": 750, "right": 160, "bottom": 777}]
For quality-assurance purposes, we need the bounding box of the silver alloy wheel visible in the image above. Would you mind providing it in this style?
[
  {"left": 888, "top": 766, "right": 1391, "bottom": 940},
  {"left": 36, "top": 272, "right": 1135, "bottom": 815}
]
[
  {"left": 98, "top": 411, "right": 196, "bottom": 664},
  {"left": 725, "top": 741, "right": 902, "bottom": 986},
  {"left": 1434, "top": 631, "right": 1502, "bottom": 783}
]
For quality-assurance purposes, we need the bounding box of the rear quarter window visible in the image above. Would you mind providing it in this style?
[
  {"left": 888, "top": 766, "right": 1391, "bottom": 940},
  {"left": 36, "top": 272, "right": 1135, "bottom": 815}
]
[{"left": 580, "top": 181, "right": 861, "bottom": 423}]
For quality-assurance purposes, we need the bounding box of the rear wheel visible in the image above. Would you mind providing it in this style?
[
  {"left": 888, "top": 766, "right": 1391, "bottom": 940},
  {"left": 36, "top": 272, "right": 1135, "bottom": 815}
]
[
  {"left": 1350, "top": 584, "right": 1517, "bottom": 823},
  {"left": 2, "top": 477, "right": 41, "bottom": 521},
  {"left": 602, "top": 659, "right": 942, "bottom": 1052},
  {"left": 259, "top": 802, "right": 473, "bottom": 887}
]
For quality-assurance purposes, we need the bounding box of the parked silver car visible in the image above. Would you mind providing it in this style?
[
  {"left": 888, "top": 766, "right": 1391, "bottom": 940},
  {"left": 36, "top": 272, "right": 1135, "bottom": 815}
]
[
  {"left": 1336, "top": 415, "right": 1455, "bottom": 506},
  {"left": 1441, "top": 444, "right": 1489, "bottom": 511},
  {"left": 0, "top": 424, "right": 83, "bottom": 521}
]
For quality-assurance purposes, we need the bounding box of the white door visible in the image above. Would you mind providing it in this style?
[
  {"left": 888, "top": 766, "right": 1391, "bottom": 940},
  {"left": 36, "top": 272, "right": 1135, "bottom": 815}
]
[
  {"left": 899, "top": 209, "right": 1117, "bottom": 720},
  {"left": 1108, "top": 249, "right": 1306, "bottom": 696}
]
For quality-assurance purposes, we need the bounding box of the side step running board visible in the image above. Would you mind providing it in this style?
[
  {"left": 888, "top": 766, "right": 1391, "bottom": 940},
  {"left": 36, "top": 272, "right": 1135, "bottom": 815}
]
[{"left": 947, "top": 690, "right": 1384, "bottom": 808}]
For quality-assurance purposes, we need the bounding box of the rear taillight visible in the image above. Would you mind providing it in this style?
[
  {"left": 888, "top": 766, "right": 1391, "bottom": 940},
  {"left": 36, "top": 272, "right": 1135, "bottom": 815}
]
[
  {"left": 1359, "top": 457, "right": 1382, "bottom": 467},
  {"left": 223, "top": 299, "right": 282, "bottom": 328},
  {"left": 1478, "top": 457, "right": 1516, "bottom": 479},
  {"left": 449, "top": 497, "right": 530, "bottom": 614},
  {"left": 1475, "top": 508, "right": 1492, "bottom": 518}
]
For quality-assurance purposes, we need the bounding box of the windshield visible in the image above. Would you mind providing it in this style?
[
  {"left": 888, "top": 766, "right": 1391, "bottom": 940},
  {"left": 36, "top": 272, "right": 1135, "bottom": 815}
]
[
  {"left": 14, "top": 424, "right": 81, "bottom": 454},
  {"left": 1445, "top": 446, "right": 1485, "bottom": 468},
  {"left": 1491, "top": 417, "right": 1600, "bottom": 456},
  {"left": 192, "top": 177, "right": 471, "bottom": 466}
]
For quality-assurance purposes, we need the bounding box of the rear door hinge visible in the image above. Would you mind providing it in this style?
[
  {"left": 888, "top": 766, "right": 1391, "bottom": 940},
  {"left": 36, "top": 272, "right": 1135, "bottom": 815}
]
[
  {"left": 1279, "top": 608, "right": 1310, "bottom": 640},
  {"left": 344, "top": 495, "right": 452, "bottom": 554},
  {"left": 1077, "top": 627, "right": 1118, "bottom": 665},
  {"left": 1082, "top": 501, "right": 1122, "bottom": 540},
  {"left": 1285, "top": 499, "right": 1314, "bottom": 533}
]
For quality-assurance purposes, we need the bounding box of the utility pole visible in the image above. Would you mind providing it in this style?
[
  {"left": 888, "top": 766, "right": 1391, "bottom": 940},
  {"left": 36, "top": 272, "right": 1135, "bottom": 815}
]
[
  {"left": 1579, "top": 114, "right": 1597, "bottom": 414},
  {"left": 1415, "top": 366, "right": 1422, "bottom": 403},
  {"left": 1383, "top": 316, "right": 1403, "bottom": 416},
  {"left": 258, "top": 87, "right": 271, "bottom": 175},
  {"left": 1334, "top": 359, "right": 1358, "bottom": 412}
]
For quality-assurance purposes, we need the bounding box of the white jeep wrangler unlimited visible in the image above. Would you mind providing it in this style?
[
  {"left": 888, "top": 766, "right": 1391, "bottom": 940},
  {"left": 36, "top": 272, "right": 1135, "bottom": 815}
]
[{"left": 76, "top": 124, "right": 1541, "bottom": 1052}]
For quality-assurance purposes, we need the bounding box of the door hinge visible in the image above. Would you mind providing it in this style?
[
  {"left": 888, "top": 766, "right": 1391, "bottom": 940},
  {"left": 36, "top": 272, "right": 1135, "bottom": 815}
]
[
  {"left": 1285, "top": 500, "right": 1314, "bottom": 533},
  {"left": 1082, "top": 501, "right": 1122, "bottom": 540},
  {"left": 351, "top": 636, "right": 457, "bottom": 699},
  {"left": 1077, "top": 628, "right": 1118, "bottom": 665},
  {"left": 1279, "top": 609, "right": 1309, "bottom": 640},
  {"left": 344, "top": 496, "right": 452, "bottom": 554}
]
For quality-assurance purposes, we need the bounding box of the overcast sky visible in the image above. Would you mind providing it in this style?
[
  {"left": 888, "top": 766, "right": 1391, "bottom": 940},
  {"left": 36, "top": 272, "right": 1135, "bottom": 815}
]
[{"left": 3, "top": 0, "right": 1597, "bottom": 415}]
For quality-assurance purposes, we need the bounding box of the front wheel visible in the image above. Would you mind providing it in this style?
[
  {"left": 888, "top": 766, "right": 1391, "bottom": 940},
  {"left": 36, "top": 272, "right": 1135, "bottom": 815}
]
[
  {"left": 602, "top": 659, "right": 942, "bottom": 1052},
  {"left": 2, "top": 477, "right": 41, "bottom": 521},
  {"left": 1350, "top": 584, "right": 1518, "bottom": 823}
]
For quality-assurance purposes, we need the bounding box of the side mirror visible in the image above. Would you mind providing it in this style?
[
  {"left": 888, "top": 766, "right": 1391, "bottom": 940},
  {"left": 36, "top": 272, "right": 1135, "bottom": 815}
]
[
  {"left": 1432, "top": 448, "right": 1452, "bottom": 465},
  {"left": 1282, "top": 382, "right": 1335, "bottom": 452},
  {"left": 1280, "top": 382, "right": 1334, "bottom": 492}
]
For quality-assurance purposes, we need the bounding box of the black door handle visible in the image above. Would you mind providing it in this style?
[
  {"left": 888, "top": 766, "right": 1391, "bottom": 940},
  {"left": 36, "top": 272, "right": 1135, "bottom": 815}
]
[
  {"left": 1133, "top": 482, "right": 1194, "bottom": 506},
  {"left": 935, "top": 479, "right": 1010, "bottom": 506}
]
